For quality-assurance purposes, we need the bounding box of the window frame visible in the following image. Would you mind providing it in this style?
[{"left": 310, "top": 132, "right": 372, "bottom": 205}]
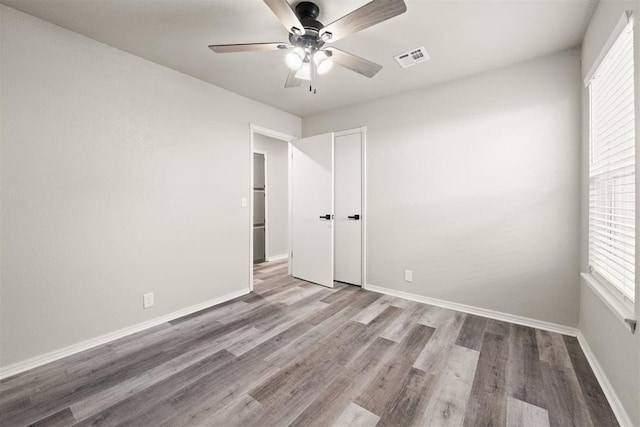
[{"left": 586, "top": 15, "right": 636, "bottom": 315}]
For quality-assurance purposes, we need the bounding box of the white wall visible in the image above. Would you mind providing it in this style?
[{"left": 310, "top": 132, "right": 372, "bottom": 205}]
[
  {"left": 579, "top": 1, "right": 640, "bottom": 425},
  {"left": 253, "top": 133, "right": 289, "bottom": 259},
  {"left": 304, "top": 49, "right": 582, "bottom": 327},
  {"left": 0, "top": 5, "right": 300, "bottom": 368}
]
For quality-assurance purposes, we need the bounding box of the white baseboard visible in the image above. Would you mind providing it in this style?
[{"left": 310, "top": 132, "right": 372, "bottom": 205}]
[
  {"left": 364, "top": 284, "right": 579, "bottom": 336},
  {"left": 267, "top": 254, "right": 289, "bottom": 262},
  {"left": 577, "top": 333, "right": 634, "bottom": 427},
  {"left": 0, "top": 287, "right": 250, "bottom": 380}
]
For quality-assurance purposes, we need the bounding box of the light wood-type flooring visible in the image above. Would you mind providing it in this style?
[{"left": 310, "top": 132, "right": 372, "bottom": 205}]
[{"left": 1, "top": 259, "right": 618, "bottom": 426}]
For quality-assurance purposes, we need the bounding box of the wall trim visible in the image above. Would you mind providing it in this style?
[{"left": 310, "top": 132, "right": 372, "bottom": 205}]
[
  {"left": 0, "top": 287, "right": 250, "bottom": 380},
  {"left": 581, "top": 273, "right": 636, "bottom": 333},
  {"left": 577, "top": 332, "right": 634, "bottom": 427},
  {"left": 267, "top": 253, "right": 289, "bottom": 262},
  {"left": 364, "top": 284, "right": 579, "bottom": 336}
]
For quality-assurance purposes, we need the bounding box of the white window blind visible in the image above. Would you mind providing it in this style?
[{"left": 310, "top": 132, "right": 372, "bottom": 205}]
[{"left": 588, "top": 20, "right": 635, "bottom": 304}]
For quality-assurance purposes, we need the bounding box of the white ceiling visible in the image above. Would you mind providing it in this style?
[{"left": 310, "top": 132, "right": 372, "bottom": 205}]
[{"left": 1, "top": 0, "right": 597, "bottom": 117}]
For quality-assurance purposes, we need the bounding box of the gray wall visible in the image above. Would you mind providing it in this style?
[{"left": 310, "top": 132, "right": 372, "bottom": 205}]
[
  {"left": 0, "top": 5, "right": 300, "bottom": 367},
  {"left": 579, "top": 1, "right": 640, "bottom": 425},
  {"left": 253, "top": 133, "right": 289, "bottom": 259},
  {"left": 303, "top": 49, "right": 582, "bottom": 327}
]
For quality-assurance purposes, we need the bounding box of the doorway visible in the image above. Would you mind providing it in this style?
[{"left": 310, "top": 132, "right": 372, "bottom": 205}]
[
  {"left": 253, "top": 152, "right": 266, "bottom": 264},
  {"left": 249, "top": 125, "right": 295, "bottom": 291}
]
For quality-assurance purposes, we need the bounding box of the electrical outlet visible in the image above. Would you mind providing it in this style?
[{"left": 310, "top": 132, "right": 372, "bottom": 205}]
[
  {"left": 404, "top": 270, "right": 413, "bottom": 282},
  {"left": 241, "top": 197, "right": 248, "bottom": 208},
  {"left": 143, "top": 292, "right": 154, "bottom": 308}
]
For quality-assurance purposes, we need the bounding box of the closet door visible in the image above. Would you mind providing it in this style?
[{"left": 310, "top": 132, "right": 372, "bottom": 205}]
[
  {"left": 334, "top": 131, "right": 362, "bottom": 286},
  {"left": 291, "top": 132, "right": 334, "bottom": 287}
]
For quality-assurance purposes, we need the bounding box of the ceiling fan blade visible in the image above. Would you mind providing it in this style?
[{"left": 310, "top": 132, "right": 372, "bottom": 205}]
[
  {"left": 320, "top": 0, "right": 407, "bottom": 43},
  {"left": 208, "top": 42, "right": 289, "bottom": 53},
  {"left": 263, "top": 0, "right": 305, "bottom": 35},
  {"left": 285, "top": 70, "right": 303, "bottom": 88},
  {"left": 326, "top": 48, "right": 383, "bottom": 78}
]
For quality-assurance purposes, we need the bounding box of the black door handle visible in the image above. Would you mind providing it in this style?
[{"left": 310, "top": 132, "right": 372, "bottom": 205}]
[
  {"left": 319, "top": 214, "right": 332, "bottom": 220},
  {"left": 348, "top": 214, "right": 360, "bottom": 220}
]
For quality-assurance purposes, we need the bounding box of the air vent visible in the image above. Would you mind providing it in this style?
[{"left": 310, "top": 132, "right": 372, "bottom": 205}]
[{"left": 394, "top": 47, "right": 430, "bottom": 69}]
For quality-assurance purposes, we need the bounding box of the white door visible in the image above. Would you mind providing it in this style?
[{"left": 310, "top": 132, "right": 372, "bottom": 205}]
[
  {"left": 291, "top": 132, "right": 334, "bottom": 287},
  {"left": 334, "top": 131, "right": 362, "bottom": 286}
]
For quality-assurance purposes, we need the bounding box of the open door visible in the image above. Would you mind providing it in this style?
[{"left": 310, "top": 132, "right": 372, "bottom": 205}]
[{"left": 291, "top": 132, "right": 334, "bottom": 287}]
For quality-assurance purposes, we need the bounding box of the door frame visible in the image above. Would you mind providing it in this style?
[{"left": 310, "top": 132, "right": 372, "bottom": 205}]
[
  {"left": 249, "top": 124, "right": 296, "bottom": 291},
  {"left": 252, "top": 150, "right": 269, "bottom": 262},
  {"left": 334, "top": 126, "right": 368, "bottom": 288}
]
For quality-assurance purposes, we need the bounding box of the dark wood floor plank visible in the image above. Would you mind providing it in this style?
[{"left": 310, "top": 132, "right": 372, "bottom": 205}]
[
  {"left": 540, "top": 361, "right": 595, "bottom": 427},
  {"left": 355, "top": 323, "right": 435, "bottom": 416},
  {"left": 462, "top": 331, "right": 509, "bottom": 427},
  {"left": 536, "top": 329, "right": 573, "bottom": 370},
  {"left": 563, "top": 335, "right": 618, "bottom": 427},
  {"left": 485, "top": 318, "right": 511, "bottom": 336},
  {"left": 0, "top": 395, "right": 31, "bottom": 420},
  {"left": 376, "top": 367, "right": 439, "bottom": 426},
  {"left": 27, "top": 407, "right": 76, "bottom": 427},
  {"left": 191, "top": 394, "right": 264, "bottom": 427},
  {"left": 455, "top": 314, "right": 488, "bottom": 351},
  {"left": 507, "top": 324, "right": 547, "bottom": 409}
]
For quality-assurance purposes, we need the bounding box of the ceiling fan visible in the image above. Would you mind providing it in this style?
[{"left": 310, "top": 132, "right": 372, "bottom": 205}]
[{"left": 208, "top": 0, "right": 407, "bottom": 89}]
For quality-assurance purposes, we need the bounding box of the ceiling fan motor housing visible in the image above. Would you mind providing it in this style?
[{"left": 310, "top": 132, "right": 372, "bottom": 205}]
[{"left": 289, "top": 1, "right": 325, "bottom": 51}]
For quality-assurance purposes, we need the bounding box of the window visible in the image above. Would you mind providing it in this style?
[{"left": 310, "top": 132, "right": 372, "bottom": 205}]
[{"left": 588, "top": 18, "right": 635, "bottom": 306}]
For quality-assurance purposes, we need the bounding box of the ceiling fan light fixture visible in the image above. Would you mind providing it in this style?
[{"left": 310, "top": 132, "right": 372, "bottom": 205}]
[
  {"left": 320, "top": 31, "right": 333, "bottom": 42},
  {"left": 314, "top": 50, "right": 333, "bottom": 75},
  {"left": 295, "top": 62, "right": 312, "bottom": 80},
  {"left": 285, "top": 47, "right": 305, "bottom": 70}
]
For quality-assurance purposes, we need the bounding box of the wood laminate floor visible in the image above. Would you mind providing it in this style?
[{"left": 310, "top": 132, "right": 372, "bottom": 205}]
[{"left": 1, "top": 259, "right": 618, "bottom": 426}]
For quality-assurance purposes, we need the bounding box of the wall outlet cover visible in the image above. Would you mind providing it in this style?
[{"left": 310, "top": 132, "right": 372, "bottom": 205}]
[
  {"left": 404, "top": 270, "right": 413, "bottom": 282},
  {"left": 143, "top": 292, "right": 154, "bottom": 308}
]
